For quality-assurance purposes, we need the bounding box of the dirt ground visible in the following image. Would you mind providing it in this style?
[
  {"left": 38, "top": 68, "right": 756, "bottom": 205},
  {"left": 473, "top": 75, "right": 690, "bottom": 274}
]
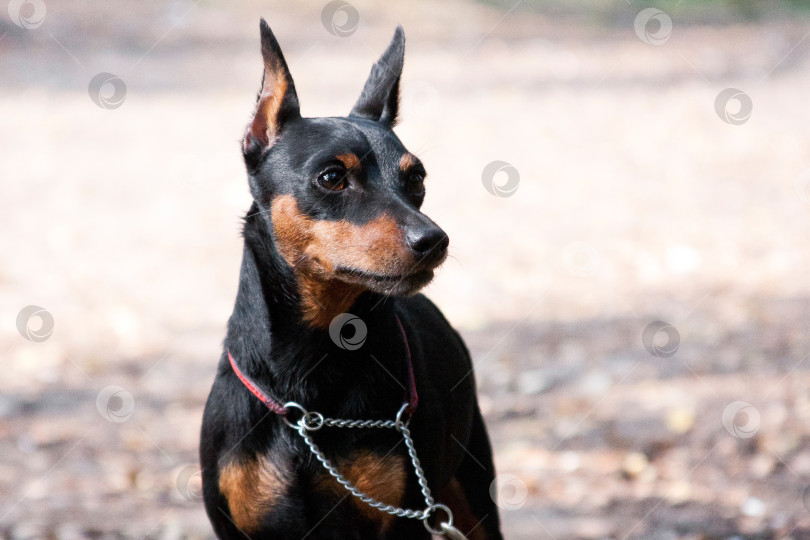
[{"left": 4, "top": 0, "right": 810, "bottom": 538}]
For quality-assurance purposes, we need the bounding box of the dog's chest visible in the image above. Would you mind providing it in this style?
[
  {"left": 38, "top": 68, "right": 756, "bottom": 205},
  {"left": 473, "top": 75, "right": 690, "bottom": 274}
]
[{"left": 219, "top": 447, "right": 408, "bottom": 535}]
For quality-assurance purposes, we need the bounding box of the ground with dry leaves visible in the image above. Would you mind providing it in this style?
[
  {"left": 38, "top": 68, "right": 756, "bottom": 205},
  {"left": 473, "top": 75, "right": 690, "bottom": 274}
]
[{"left": 4, "top": 1, "right": 810, "bottom": 539}]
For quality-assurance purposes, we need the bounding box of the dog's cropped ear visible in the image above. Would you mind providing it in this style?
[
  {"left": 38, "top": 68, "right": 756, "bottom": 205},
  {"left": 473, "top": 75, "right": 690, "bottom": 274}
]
[
  {"left": 349, "top": 26, "right": 405, "bottom": 127},
  {"left": 243, "top": 19, "right": 301, "bottom": 169}
]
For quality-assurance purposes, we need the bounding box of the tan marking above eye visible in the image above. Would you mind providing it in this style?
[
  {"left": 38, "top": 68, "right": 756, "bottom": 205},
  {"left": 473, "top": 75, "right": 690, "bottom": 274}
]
[
  {"left": 399, "top": 152, "right": 419, "bottom": 172},
  {"left": 219, "top": 455, "right": 289, "bottom": 533},
  {"left": 336, "top": 153, "right": 361, "bottom": 170}
]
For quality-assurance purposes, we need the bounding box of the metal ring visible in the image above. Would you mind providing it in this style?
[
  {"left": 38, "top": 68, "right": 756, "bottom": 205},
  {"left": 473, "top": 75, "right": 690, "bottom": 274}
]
[
  {"left": 303, "top": 411, "right": 325, "bottom": 431},
  {"left": 422, "top": 503, "right": 454, "bottom": 535},
  {"left": 282, "top": 402, "right": 308, "bottom": 429},
  {"left": 394, "top": 402, "right": 411, "bottom": 431}
]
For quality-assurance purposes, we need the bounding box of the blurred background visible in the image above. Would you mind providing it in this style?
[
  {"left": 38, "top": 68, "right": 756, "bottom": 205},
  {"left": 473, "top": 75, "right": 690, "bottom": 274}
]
[{"left": 4, "top": 0, "right": 810, "bottom": 538}]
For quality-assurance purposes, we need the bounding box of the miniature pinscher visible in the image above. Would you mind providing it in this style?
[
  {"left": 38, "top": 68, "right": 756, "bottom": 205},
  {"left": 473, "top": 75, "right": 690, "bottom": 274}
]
[{"left": 200, "top": 20, "right": 503, "bottom": 540}]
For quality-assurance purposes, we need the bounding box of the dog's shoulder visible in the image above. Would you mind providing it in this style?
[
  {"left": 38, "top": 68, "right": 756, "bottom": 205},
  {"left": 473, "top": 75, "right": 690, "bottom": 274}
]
[
  {"left": 393, "top": 294, "right": 474, "bottom": 391},
  {"left": 395, "top": 294, "right": 469, "bottom": 353}
]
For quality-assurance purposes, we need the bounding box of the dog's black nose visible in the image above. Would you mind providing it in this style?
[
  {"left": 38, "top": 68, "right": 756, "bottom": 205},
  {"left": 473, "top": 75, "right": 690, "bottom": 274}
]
[{"left": 406, "top": 227, "right": 449, "bottom": 259}]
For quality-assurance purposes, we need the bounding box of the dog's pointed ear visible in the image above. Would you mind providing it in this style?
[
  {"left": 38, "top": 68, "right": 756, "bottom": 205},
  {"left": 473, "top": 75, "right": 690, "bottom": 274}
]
[
  {"left": 243, "top": 19, "right": 301, "bottom": 169},
  {"left": 349, "top": 26, "right": 405, "bottom": 127}
]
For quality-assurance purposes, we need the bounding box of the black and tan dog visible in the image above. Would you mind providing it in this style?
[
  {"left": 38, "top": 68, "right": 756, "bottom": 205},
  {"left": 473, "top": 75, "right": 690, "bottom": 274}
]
[{"left": 200, "top": 20, "right": 503, "bottom": 540}]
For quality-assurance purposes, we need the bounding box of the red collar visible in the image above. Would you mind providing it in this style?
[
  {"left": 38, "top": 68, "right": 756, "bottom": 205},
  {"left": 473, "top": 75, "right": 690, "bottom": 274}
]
[{"left": 228, "top": 314, "right": 418, "bottom": 416}]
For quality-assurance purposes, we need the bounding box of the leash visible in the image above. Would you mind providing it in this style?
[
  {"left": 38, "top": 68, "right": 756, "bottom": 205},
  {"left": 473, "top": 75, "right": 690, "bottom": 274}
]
[{"left": 227, "top": 314, "right": 468, "bottom": 539}]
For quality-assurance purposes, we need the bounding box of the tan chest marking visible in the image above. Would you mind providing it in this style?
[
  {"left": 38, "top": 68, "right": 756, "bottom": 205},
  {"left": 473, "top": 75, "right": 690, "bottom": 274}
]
[
  {"left": 315, "top": 451, "right": 407, "bottom": 532},
  {"left": 218, "top": 455, "right": 289, "bottom": 533}
]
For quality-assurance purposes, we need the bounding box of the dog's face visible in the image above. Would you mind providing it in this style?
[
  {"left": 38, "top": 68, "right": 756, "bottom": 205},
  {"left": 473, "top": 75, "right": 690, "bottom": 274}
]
[{"left": 243, "top": 22, "right": 448, "bottom": 305}]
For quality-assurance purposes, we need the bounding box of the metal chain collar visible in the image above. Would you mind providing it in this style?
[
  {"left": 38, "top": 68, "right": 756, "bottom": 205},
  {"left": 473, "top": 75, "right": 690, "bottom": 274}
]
[{"left": 282, "top": 401, "right": 469, "bottom": 539}]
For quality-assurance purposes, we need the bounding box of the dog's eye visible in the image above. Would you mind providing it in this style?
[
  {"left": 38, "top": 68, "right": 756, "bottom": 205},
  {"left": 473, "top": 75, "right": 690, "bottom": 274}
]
[
  {"left": 406, "top": 172, "right": 425, "bottom": 196},
  {"left": 317, "top": 169, "right": 347, "bottom": 191}
]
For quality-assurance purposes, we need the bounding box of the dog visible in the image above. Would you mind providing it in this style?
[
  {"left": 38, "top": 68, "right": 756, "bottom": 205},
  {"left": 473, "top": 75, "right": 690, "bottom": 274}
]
[{"left": 200, "top": 20, "right": 503, "bottom": 540}]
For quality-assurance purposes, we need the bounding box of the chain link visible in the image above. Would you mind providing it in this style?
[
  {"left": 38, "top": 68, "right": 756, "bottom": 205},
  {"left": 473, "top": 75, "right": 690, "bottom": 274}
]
[
  {"left": 323, "top": 418, "right": 397, "bottom": 429},
  {"left": 283, "top": 401, "right": 465, "bottom": 538},
  {"left": 398, "top": 420, "right": 434, "bottom": 509},
  {"left": 296, "top": 424, "right": 427, "bottom": 519}
]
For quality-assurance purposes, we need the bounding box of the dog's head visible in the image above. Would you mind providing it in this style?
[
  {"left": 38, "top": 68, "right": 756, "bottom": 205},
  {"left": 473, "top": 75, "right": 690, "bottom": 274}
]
[{"left": 242, "top": 21, "right": 448, "bottom": 323}]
